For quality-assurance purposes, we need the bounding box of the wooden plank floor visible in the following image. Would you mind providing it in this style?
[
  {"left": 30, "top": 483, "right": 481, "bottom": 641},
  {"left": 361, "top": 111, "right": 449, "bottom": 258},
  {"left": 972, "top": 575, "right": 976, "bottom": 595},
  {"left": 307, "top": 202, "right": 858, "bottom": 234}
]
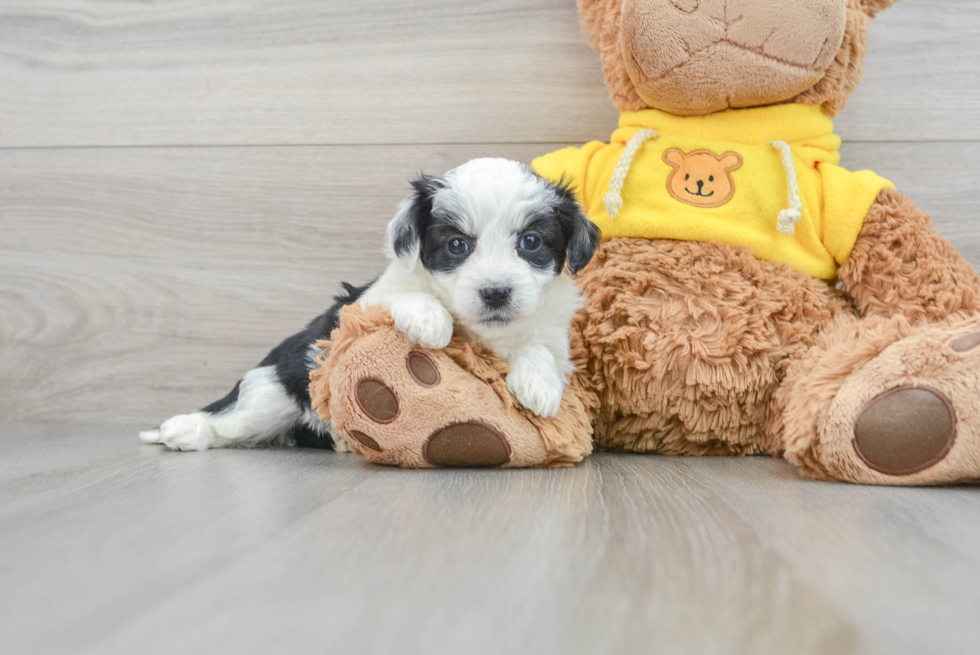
[
  {"left": 3, "top": 0, "right": 980, "bottom": 652},
  {"left": 2, "top": 423, "right": 980, "bottom": 655}
]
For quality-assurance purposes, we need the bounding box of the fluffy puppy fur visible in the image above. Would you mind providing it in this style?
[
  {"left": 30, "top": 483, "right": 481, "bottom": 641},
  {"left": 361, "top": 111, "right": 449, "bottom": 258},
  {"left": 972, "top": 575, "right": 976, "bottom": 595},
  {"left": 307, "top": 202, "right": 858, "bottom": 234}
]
[{"left": 140, "top": 158, "right": 599, "bottom": 451}]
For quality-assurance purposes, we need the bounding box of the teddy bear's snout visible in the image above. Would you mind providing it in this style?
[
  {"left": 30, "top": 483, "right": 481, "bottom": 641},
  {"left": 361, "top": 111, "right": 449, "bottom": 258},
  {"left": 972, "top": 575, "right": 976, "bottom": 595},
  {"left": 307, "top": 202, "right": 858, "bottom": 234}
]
[{"left": 620, "top": 0, "right": 848, "bottom": 115}]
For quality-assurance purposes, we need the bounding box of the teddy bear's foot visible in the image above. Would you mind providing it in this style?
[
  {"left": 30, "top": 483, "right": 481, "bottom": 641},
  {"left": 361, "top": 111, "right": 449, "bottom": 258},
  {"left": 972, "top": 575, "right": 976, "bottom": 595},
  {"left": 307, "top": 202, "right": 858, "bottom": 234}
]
[
  {"left": 309, "top": 306, "right": 593, "bottom": 468},
  {"left": 335, "top": 342, "right": 546, "bottom": 468},
  {"left": 789, "top": 317, "right": 980, "bottom": 485}
]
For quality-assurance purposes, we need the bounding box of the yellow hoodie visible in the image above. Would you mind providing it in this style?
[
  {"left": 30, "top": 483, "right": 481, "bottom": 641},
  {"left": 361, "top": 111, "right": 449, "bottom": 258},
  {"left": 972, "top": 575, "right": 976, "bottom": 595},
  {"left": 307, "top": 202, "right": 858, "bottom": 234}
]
[{"left": 532, "top": 104, "right": 893, "bottom": 280}]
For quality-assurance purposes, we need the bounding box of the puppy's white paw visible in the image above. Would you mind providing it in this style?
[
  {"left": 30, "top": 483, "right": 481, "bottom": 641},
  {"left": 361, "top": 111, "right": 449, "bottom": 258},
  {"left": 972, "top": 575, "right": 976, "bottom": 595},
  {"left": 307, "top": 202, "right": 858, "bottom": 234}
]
[
  {"left": 391, "top": 294, "right": 454, "bottom": 349},
  {"left": 507, "top": 354, "right": 565, "bottom": 418},
  {"left": 156, "top": 413, "right": 219, "bottom": 451}
]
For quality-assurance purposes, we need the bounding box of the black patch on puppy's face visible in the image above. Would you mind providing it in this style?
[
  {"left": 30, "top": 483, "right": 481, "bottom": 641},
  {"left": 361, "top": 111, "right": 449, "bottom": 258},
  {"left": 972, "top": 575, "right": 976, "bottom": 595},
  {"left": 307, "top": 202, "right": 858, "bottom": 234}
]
[
  {"left": 420, "top": 219, "right": 474, "bottom": 274},
  {"left": 518, "top": 177, "right": 601, "bottom": 276},
  {"left": 516, "top": 214, "right": 569, "bottom": 275},
  {"left": 391, "top": 174, "right": 475, "bottom": 274}
]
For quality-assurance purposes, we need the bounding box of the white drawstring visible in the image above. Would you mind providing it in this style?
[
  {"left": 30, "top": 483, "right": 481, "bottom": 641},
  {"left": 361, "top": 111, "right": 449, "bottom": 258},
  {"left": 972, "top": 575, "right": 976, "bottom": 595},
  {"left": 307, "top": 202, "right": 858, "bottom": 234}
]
[
  {"left": 604, "top": 129, "right": 658, "bottom": 220},
  {"left": 769, "top": 140, "right": 803, "bottom": 235}
]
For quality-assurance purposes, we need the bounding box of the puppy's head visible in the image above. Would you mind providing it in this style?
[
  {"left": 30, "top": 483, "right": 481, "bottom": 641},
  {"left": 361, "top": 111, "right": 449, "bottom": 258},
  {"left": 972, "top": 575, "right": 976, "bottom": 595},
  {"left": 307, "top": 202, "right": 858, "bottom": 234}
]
[{"left": 386, "top": 158, "right": 600, "bottom": 335}]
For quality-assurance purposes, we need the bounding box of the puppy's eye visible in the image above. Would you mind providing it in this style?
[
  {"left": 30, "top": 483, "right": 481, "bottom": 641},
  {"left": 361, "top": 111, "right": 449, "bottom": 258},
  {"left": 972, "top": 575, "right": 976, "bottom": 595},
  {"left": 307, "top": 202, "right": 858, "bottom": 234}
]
[
  {"left": 447, "top": 237, "right": 469, "bottom": 256},
  {"left": 709, "top": 175, "right": 715, "bottom": 182},
  {"left": 685, "top": 173, "right": 690, "bottom": 181},
  {"left": 519, "top": 233, "right": 541, "bottom": 251}
]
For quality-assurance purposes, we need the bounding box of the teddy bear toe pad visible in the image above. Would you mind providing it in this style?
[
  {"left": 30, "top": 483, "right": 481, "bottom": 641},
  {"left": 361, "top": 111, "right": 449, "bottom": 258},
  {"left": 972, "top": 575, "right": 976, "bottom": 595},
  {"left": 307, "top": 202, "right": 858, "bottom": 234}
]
[
  {"left": 950, "top": 331, "right": 980, "bottom": 353},
  {"left": 406, "top": 351, "right": 440, "bottom": 386},
  {"left": 355, "top": 379, "right": 399, "bottom": 423},
  {"left": 349, "top": 430, "right": 384, "bottom": 453}
]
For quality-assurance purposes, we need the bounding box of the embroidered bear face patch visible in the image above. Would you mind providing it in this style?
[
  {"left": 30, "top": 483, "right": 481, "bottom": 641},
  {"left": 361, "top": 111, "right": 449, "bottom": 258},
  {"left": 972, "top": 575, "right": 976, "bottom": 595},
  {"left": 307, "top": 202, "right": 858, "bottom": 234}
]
[{"left": 663, "top": 148, "right": 743, "bottom": 208}]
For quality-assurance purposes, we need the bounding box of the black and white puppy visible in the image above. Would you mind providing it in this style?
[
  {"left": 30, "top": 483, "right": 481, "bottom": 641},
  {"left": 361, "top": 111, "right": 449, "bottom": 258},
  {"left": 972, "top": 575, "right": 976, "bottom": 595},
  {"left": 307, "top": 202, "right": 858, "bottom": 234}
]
[{"left": 140, "top": 158, "right": 600, "bottom": 451}]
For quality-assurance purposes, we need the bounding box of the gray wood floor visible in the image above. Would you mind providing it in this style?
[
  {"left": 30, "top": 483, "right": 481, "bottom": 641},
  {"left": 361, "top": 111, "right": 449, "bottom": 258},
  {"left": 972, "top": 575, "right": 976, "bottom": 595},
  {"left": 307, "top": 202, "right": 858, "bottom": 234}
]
[
  {"left": 4, "top": 423, "right": 980, "bottom": 654},
  {"left": 2, "top": 1, "right": 980, "bottom": 653}
]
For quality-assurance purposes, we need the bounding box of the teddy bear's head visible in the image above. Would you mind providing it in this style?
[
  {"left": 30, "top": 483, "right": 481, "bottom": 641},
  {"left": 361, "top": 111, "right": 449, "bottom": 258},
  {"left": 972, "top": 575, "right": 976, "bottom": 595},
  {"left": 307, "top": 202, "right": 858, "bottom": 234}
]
[{"left": 578, "top": 0, "right": 898, "bottom": 116}]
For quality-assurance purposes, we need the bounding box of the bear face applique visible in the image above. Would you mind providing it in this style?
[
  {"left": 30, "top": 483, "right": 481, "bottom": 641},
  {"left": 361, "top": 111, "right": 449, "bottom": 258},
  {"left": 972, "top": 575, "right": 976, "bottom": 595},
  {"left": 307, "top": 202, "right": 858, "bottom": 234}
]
[{"left": 663, "top": 148, "right": 743, "bottom": 209}]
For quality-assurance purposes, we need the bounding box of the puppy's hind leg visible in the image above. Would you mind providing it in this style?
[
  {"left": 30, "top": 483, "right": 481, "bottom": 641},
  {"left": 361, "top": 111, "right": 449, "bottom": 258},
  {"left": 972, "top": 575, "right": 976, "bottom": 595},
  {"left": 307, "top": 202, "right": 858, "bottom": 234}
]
[{"left": 140, "top": 366, "right": 303, "bottom": 451}]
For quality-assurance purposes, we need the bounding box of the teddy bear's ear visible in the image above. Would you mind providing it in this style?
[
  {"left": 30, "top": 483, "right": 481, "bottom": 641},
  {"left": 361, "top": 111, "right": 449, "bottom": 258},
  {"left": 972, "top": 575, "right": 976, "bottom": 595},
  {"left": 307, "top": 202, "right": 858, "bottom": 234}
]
[
  {"left": 576, "top": 0, "right": 647, "bottom": 112},
  {"left": 577, "top": 0, "right": 615, "bottom": 37},
  {"left": 719, "top": 152, "right": 744, "bottom": 172},
  {"left": 862, "top": 0, "right": 900, "bottom": 16},
  {"left": 662, "top": 148, "right": 685, "bottom": 168}
]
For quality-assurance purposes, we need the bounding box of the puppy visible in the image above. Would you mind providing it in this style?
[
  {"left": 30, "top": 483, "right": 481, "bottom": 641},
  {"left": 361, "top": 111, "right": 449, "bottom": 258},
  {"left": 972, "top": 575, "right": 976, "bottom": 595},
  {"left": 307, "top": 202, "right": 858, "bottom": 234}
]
[{"left": 139, "top": 158, "right": 600, "bottom": 451}]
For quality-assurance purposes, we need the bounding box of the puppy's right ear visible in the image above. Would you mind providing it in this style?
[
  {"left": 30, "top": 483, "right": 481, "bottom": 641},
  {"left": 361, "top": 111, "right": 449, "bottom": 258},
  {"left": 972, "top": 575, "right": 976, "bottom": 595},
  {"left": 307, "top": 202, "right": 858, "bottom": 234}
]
[
  {"left": 385, "top": 174, "right": 441, "bottom": 272},
  {"left": 551, "top": 176, "right": 601, "bottom": 276}
]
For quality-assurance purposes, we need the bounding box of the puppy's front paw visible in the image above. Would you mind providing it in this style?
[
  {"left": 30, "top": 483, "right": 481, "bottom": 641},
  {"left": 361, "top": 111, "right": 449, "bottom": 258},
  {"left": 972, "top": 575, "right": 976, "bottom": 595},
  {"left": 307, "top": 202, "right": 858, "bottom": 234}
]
[
  {"left": 391, "top": 294, "right": 454, "bottom": 349},
  {"left": 507, "top": 355, "right": 565, "bottom": 418}
]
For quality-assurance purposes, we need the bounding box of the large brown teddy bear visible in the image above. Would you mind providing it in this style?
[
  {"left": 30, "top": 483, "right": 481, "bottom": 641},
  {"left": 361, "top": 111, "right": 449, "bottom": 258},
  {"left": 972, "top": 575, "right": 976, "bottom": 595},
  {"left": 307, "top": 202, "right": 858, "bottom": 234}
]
[{"left": 312, "top": 0, "right": 980, "bottom": 485}]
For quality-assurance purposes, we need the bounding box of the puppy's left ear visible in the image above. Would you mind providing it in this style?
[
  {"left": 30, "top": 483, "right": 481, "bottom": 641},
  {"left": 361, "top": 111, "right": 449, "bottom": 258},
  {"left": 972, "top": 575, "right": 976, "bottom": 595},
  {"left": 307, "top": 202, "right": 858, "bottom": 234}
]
[
  {"left": 385, "top": 174, "right": 442, "bottom": 271},
  {"left": 552, "top": 178, "right": 601, "bottom": 276}
]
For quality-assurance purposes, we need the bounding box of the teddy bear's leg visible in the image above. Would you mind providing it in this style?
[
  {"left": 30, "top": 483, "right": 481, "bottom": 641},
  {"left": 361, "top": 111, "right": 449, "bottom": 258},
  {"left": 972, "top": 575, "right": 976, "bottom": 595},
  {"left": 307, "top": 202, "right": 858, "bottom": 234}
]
[
  {"left": 839, "top": 189, "right": 980, "bottom": 322},
  {"left": 774, "top": 313, "right": 980, "bottom": 484},
  {"left": 776, "top": 188, "right": 980, "bottom": 484}
]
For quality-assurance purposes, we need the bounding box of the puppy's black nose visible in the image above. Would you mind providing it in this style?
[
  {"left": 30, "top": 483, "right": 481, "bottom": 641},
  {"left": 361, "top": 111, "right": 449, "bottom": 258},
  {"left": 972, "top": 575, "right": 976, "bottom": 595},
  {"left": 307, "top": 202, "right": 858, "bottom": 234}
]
[
  {"left": 480, "top": 286, "right": 512, "bottom": 309},
  {"left": 697, "top": 180, "right": 704, "bottom": 190}
]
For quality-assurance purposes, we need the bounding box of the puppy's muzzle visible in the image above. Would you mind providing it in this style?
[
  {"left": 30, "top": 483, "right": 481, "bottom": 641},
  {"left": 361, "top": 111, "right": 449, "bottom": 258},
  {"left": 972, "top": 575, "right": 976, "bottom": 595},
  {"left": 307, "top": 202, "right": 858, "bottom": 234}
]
[{"left": 479, "top": 286, "right": 512, "bottom": 310}]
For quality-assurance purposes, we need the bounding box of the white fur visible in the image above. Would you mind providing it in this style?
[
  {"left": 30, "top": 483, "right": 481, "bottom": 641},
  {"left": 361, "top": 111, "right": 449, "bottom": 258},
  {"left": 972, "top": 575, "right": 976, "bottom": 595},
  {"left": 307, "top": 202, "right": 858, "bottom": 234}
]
[
  {"left": 390, "top": 292, "right": 455, "bottom": 349},
  {"left": 140, "top": 366, "right": 302, "bottom": 451},
  {"left": 361, "top": 158, "right": 582, "bottom": 417}
]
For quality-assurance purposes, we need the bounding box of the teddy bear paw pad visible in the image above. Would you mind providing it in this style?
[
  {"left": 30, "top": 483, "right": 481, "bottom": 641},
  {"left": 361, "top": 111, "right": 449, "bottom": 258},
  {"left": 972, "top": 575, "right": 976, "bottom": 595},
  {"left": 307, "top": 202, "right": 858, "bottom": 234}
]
[
  {"left": 423, "top": 421, "right": 511, "bottom": 467},
  {"left": 853, "top": 385, "right": 956, "bottom": 476}
]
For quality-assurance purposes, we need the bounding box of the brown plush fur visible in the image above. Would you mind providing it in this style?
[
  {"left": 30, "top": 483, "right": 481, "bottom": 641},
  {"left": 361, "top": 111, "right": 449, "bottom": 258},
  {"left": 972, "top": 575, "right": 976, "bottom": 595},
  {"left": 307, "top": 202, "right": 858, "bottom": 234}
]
[
  {"left": 839, "top": 190, "right": 980, "bottom": 323},
  {"left": 569, "top": 238, "right": 849, "bottom": 456}
]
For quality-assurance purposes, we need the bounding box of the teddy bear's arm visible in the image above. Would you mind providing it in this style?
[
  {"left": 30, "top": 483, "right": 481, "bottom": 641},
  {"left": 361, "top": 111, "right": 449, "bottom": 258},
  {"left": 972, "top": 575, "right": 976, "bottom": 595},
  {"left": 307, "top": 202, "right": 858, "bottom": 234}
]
[
  {"left": 531, "top": 141, "right": 607, "bottom": 209},
  {"left": 838, "top": 189, "right": 980, "bottom": 323}
]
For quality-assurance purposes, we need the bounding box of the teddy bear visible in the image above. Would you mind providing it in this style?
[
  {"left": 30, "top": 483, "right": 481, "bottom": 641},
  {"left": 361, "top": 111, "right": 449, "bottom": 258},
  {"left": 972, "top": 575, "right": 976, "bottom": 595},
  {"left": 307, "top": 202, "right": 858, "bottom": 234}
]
[{"left": 311, "top": 0, "right": 980, "bottom": 485}]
